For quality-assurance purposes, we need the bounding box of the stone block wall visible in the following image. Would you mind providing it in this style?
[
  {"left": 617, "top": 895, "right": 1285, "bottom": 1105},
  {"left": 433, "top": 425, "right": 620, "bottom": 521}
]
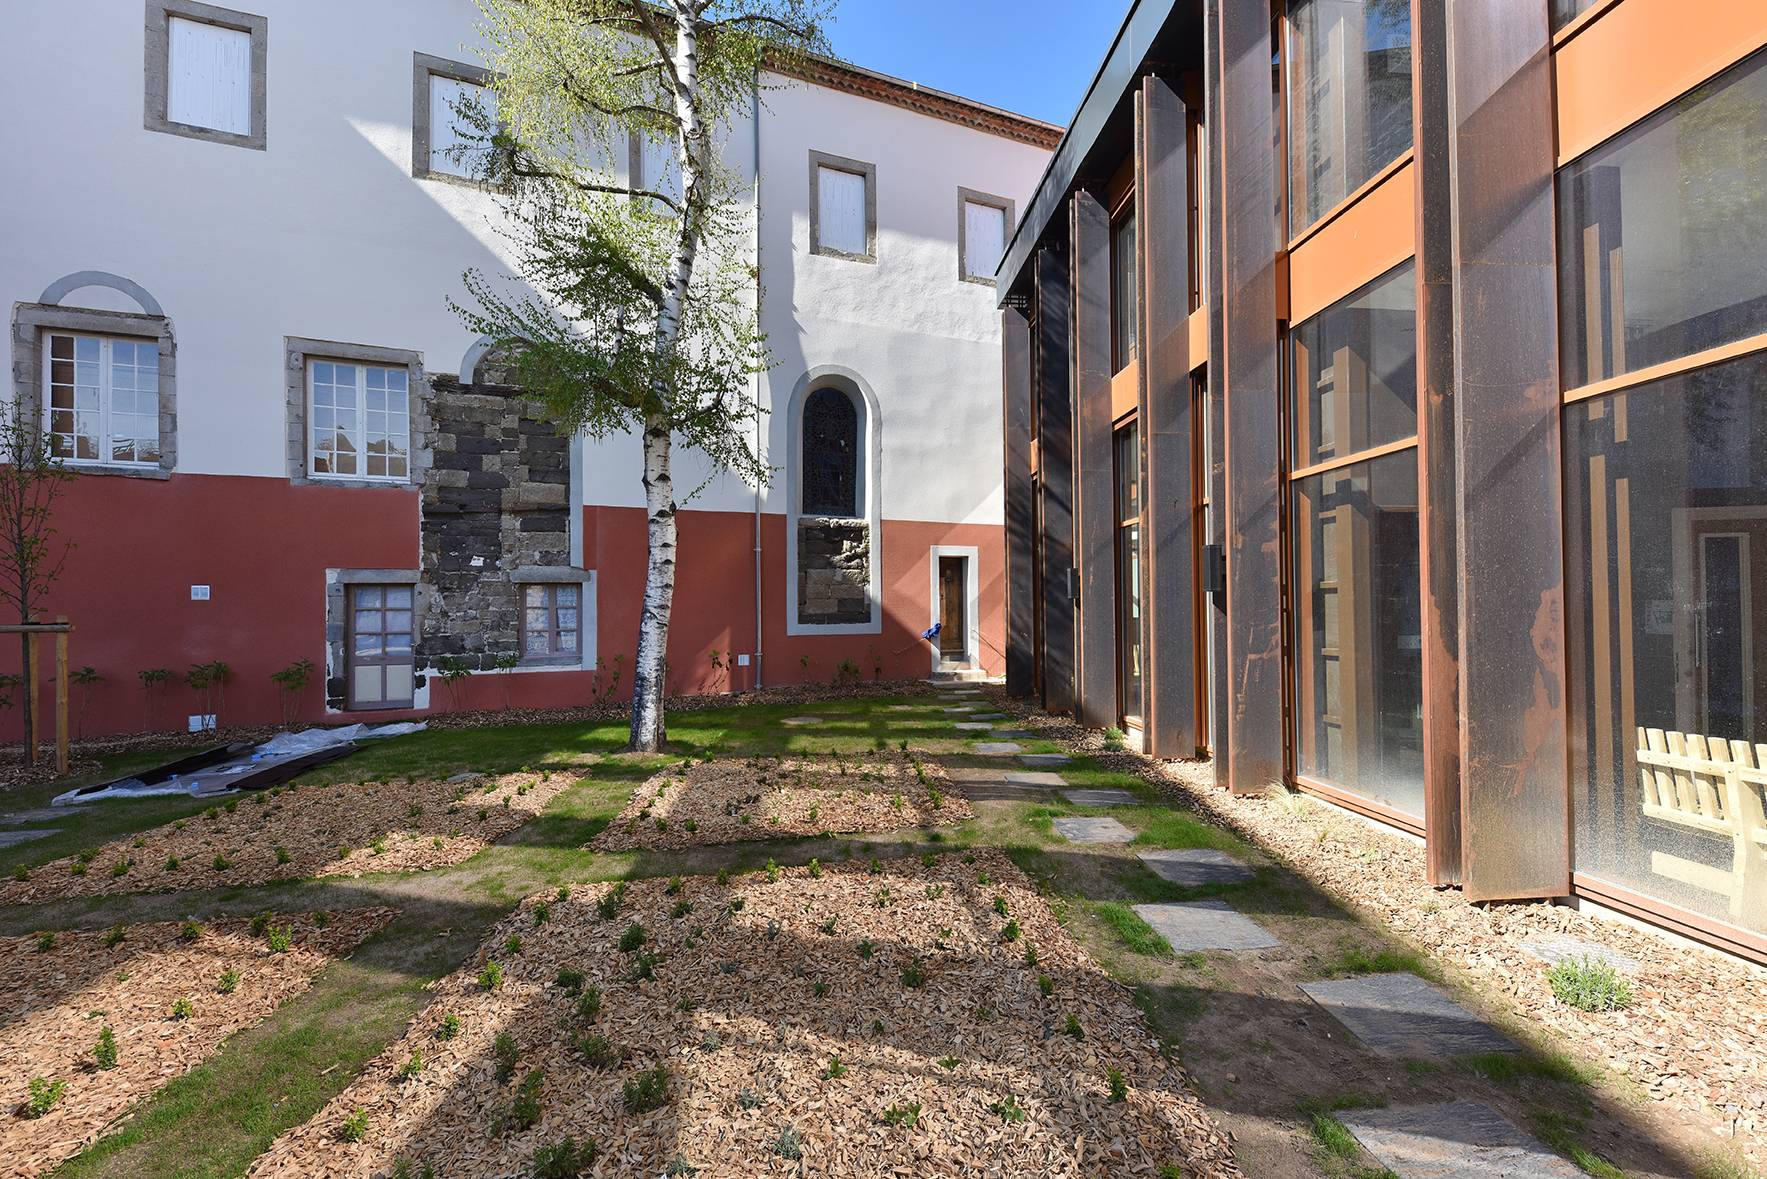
[
  {"left": 797, "top": 517, "right": 871, "bottom": 625},
  {"left": 420, "top": 375, "right": 573, "bottom": 669}
]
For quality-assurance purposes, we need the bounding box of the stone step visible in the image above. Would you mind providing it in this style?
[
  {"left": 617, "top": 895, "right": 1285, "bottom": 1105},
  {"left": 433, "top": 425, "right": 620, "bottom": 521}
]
[
  {"left": 1004, "top": 770, "right": 1067, "bottom": 787},
  {"left": 1018, "top": 753, "right": 1071, "bottom": 767},
  {"left": 1052, "top": 817, "right": 1135, "bottom": 844},
  {"left": 1137, "top": 848, "right": 1256, "bottom": 887},
  {"left": 952, "top": 722, "right": 994, "bottom": 731},
  {"left": 1061, "top": 787, "right": 1137, "bottom": 806},
  {"left": 1299, "top": 973, "right": 1518, "bottom": 1058},
  {"left": 1341, "top": 1102, "right": 1584, "bottom": 1178},
  {"left": 973, "top": 742, "right": 1023, "bottom": 756},
  {"left": 0, "top": 829, "right": 59, "bottom": 848},
  {"left": 780, "top": 716, "right": 822, "bottom": 727},
  {"left": 1133, "top": 901, "right": 1282, "bottom": 951}
]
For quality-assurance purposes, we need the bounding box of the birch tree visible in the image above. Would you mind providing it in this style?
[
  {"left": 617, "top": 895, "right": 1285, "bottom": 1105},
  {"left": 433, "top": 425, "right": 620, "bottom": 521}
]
[{"left": 458, "top": 0, "right": 831, "bottom": 751}]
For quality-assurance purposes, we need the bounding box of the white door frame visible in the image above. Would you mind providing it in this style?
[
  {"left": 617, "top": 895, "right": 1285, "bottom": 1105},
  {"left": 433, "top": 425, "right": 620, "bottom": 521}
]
[{"left": 927, "top": 544, "right": 980, "bottom": 674}]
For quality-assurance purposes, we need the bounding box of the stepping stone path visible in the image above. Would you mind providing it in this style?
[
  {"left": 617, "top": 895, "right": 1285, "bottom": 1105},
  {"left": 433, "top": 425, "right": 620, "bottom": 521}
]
[
  {"left": 970, "top": 713, "right": 1009, "bottom": 721},
  {"left": 1299, "top": 973, "right": 1517, "bottom": 1058},
  {"left": 1019, "top": 753, "right": 1071, "bottom": 767},
  {"left": 1341, "top": 1101, "right": 1584, "bottom": 1178},
  {"left": 781, "top": 717, "right": 822, "bottom": 727},
  {"left": 1134, "top": 900, "right": 1282, "bottom": 951},
  {"left": 1137, "top": 848, "right": 1256, "bottom": 887},
  {"left": 1518, "top": 933, "right": 1641, "bottom": 974},
  {"left": 0, "top": 806, "right": 86, "bottom": 826},
  {"left": 953, "top": 722, "right": 994, "bottom": 731},
  {"left": 973, "top": 742, "right": 1023, "bottom": 756},
  {"left": 943, "top": 766, "right": 1057, "bottom": 802},
  {"left": 0, "top": 829, "right": 58, "bottom": 848},
  {"left": 1052, "top": 816, "right": 1135, "bottom": 844},
  {"left": 1062, "top": 787, "right": 1137, "bottom": 806},
  {"left": 942, "top": 706, "right": 976, "bottom": 714},
  {"left": 1004, "top": 770, "right": 1067, "bottom": 787},
  {"left": 991, "top": 729, "right": 1035, "bottom": 739}
]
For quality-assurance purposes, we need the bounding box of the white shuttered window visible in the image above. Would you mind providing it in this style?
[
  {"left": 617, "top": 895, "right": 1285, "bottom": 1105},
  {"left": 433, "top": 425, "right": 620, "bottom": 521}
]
[
  {"left": 817, "top": 166, "right": 868, "bottom": 256},
  {"left": 167, "top": 17, "right": 252, "bottom": 134},
  {"left": 430, "top": 74, "right": 496, "bottom": 179},
  {"left": 963, "top": 200, "right": 1007, "bottom": 280}
]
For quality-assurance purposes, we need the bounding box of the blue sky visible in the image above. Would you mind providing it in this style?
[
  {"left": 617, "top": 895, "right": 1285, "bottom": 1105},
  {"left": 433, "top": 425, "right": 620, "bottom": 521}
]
[{"left": 825, "top": 0, "right": 1134, "bottom": 127}]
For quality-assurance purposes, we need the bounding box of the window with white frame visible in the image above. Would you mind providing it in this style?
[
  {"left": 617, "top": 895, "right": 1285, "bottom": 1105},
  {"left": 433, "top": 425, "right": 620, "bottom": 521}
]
[
  {"left": 308, "top": 361, "right": 411, "bottom": 481},
  {"left": 43, "top": 334, "right": 161, "bottom": 466},
  {"left": 428, "top": 73, "right": 496, "bottom": 179},
  {"left": 521, "top": 584, "right": 583, "bottom": 665},
  {"left": 810, "top": 151, "right": 876, "bottom": 261},
  {"left": 168, "top": 16, "right": 251, "bottom": 134},
  {"left": 959, "top": 189, "right": 1012, "bottom": 283}
]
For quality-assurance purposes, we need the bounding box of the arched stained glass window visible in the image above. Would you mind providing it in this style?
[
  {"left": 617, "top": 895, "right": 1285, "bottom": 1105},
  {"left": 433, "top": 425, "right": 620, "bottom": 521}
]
[{"left": 802, "top": 387, "right": 858, "bottom": 517}]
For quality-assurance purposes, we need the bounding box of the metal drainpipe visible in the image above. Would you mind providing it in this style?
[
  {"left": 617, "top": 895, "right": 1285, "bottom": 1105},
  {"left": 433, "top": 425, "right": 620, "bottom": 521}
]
[{"left": 750, "top": 73, "right": 765, "bottom": 691}]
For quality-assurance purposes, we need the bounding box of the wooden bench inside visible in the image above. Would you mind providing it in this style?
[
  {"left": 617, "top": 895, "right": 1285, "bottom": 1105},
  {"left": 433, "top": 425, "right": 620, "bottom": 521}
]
[{"left": 1636, "top": 727, "right": 1767, "bottom": 923}]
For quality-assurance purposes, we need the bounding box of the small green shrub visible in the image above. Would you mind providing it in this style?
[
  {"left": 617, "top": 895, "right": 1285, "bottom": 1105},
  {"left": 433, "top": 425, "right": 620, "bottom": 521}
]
[
  {"left": 664, "top": 876, "right": 683, "bottom": 895},
  {"left": 436, "top": 1013, "right": 460, "bottom": 1041},
  {"left": 171, "top": 997, "right": 195, "bottom": 1020},
  {"left": 1001, "top": 919, "right": 1021, "bottom": 942},
  {"left": 216, "top": 968, "right": 240, "bottom": 994},
  {"left": 596, "top": 881, "right": 627, "bottom": 920},
  {"left": 807, "top": 858, "right": 822, "bottom": 879},
  {"left": 573, "top": 1031, "right": 624, "bottom": 1068},
  {"left": 508, "top": 1068, "right": 545, "bottom": 1131},
  {"left": 622, "top": 1065, "right": 671, "bottom": 1113},
  {"left": 618, "top": 922, "right": 646, "bottom": 952},
  {"left": 1547, "top": 955, "right": 1633, "bottom": 1013},
  {"left": 493, "top": 1032, "right": 521, "bottom": 1083},
  {"left": 901, "top": 959, "right": 926, "bottom": 988},
  {"left": 1038, "top": 974, "right": 1054, "bottom": 996},
  {"left": 1107, "top": 1066, "right": 1127, "bottom": 1102},
  {"left": 532, "top": 901, "right": 550, "bottom": 925},
  {"left": 211, "top": 852, "right": 232, "bottom": 871},
  {"left": 530, "top": 1136, "right": 598, "bottom": 1178},
  {"left": 338, "top": 1108, "right": 370, "bottom": 1143},
  {"left": 33, "top": 930, "right": 54, "bottom": 953},
  {"left": 823, "top": 1054, "right": 846, "bottom": 1079},
  {"left": 764, "top": 859, "right": 780, "bottom": 883},
  {"left": 771, "top": 1123, "right": 802, "bottom": 1160},
  {"left": 554, "top": 967, "right": 585, "bottom": 996},
  {"left": 93, "top": 1025, "right": 118, "bottom": 1070},
  {"left": 266, "top": 925, "right": 293, "bottom": 953},
  {"left": 180, "top": 919, "right": 203, "bottom": 942},
  {"left": 397, "top": 1049, "right": 425, "bottom": 1080},
  {"left": 576, "top": 986, "right": 602, "bottom": 1022},
  {"left": 250, "top": 912, "right": 273, "bottom": 936},
  {"left": 479, "top": 960, "right": 505, "bottom": 990},
  {"left": 23, "top": 1078, "right": 67, "bottom": 1119},
  {"left": 274, "top": 845, "right": 291, "bottom": 865},
  {"left": 991, "top": 1095, "right": 1027, "bottom": 1122},
  {"left": 882, "top": 1101, "right": 920, "bottom": 1127}
]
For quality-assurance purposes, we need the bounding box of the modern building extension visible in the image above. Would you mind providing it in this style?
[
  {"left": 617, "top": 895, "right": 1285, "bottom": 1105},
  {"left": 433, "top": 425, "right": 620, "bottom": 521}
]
[
  {"left": 997, "top": 0, "right": 1767, "bottom": 962},
  {"left": 2, "top": 2, "right": 1057, "bottom": 737}
]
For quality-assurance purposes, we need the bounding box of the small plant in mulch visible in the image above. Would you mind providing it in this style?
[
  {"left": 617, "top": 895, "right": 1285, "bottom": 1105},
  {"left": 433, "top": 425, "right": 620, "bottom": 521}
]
[
  {"left": 811, "top": 981, "right": 830, "bottom": 999},
  {"left": 630, "top": 951, "right": 660, "bottom": 981},
  {"left": 250, "top": 912, "right": 274, "bottom": 936},
  {"left": 171, "top": 997, "right": 195, "bottom": 1020},
  {"left": 622, "top": 1065, "right": 671, "bottom": 1114},
  {"left": 504, "top": 934, "right": 524, "bottom": 956},
  {"left": 867, "top": 857, "right": 882, "bottom": 875},
  {"left": 391, "top": 1158, "right": 435, "bottom": 1179},
  {"left": 506, "top": 1069, "right": 545, "bottom": 1132},
  {"left": 1107, "top": 1066, "right": 1128, "bottom": 1102},
  {"left": 531, "top": 1136, "right": 598, "bottom": 1178},
  {"left": 1063, "top": 1013, "right": 1084, "bottom": 1039},
  {"left": 596, "top": 882, "right": 627, "bottom": 920},
  {"left": 180, "top": 920, "right": 203, "bottom": 942},
  {"left": 10, "top": 865, "right": 25, "bottom": 882},
  {"left": 338, "top": 1108, "right": 370, "bottom": 1143},
  {"left": 664, "top": 1154, "right": 698, "bottom": 1177},
  {"left": 161, "top": 854, "right": 180, "bottom": 872},
  {"left": 819, "top": 916, "right": 838, "bottom": 936},
  {"left": 738, "top": 1089, "right": 763, "bottom": 1110},
  {"left": 573, "top": 1032, "right": 624, "bottom": 1069},
  {"left": 937, "top": 1056, "right": 959, "bottom": 1070},
  {"left": 874, "top": 886, "right": 893, "bottom": 909},
  {"left": 771, "top": 1123, "right": 803, "bottom": 1160},
  {"left": 553, "top": 967, "right": 585, "bottom": 996},
  {"left": 1001, "top": 919, "right": 1021, "bottom": 943},
  {"left": 728, "top": 896, "right": 746, "bottom": 913},
  {"left": 34, "top": 931, "right": 55, "bottom": 953},
  {"left": 22, "top": 1078, "right": 67, "bottom": 1119},
  {"left": 532, "top": 902, "right": 551, "bottom": 925},
  {"left": 216, "top": 968, "right": 241, "bottom": 994},
  {"left": 857, "top": 939, "right": 874, "bottom": 959},
  {"left": 618, "top": 923, "right": 646, "bottom": 952},
  {"left": 212, "top": 852, "right": 233, "bottom": 871},
  {"left": 901, "top": 960, "right": 926, "bottom": 988},
  {"left": 670, "top": 900, "right": 692, "bottom": 920},
  {"left": 664, "top": 876, "right": 684, "bottom": 896},
  {"left": 764, "top": 859, "right": 780, "bottom": 883},
  {"left": 436, "top": 1013, "right": 460, "bottom": 1041},
  {"left": 1038, "top": 975, "right": 1055, "bottom": 996},
  {"left": 93, "top": 1025, "right": 119, "bottom": 1070},
  {"left": 110, "top": 858, "right": 132, "bottom": 878},
  {"left": 266, "top": 925, "right": 293, "bottom": 953},
  {"left": 1023, "top": 943, "right": 1039, "bottom": 967},
  {"left": 1547, "top": 955, "right": 1633, "bottom": 1013},
  {"left": 575, "top": 987, "right": 602, "bottom": 1022},
  {"left": 479, "top": 960, "right": 505, "bottom": 990},
  {"left": 806, "top": 858, "right": 823, "bottom": 879},
  {"left": 822, "top": 1054, "right": 847, "bottom": 1079},
  {"left": 397, "top": 1049, "right": 425, "bottom": 1080},
  {"left": 881, "top": 1101, "right": 921, "bottom": 1127},
  {"left": 991, "top": 1095, "right": 1027, "bottom": 1123},
  {"left": 494, "top": 1032, "right": 522, "bottom": 1083},
  {"left": 765, "top": 919, "right": 780, "bottom": 941}
]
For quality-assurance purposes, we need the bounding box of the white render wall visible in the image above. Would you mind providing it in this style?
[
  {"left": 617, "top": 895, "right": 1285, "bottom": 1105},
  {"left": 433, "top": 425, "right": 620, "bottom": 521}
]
[{"left": 1, "top": 2, "right": 1049, "bottom": 526}]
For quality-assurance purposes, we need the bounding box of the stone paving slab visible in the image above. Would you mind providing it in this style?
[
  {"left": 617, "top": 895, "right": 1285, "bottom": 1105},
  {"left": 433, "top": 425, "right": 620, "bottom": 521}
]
[
  {"left": 0, "top": 807, "right": 87, "bottom": 826},
  {"left": 1052, "top": 817, "right": 1136, "bottom": 844},
  {"left": 781, "top": 716, "right": 822, "bottom": 726},
  {"left": 953, "top": 722, "right": 994, "bottom": 731},
  {"left": 1062, "top": 787, "right": 1138, "bottom": 806},
  {"left": 1137, "top": 848, "right": 1256, "bottom": 887},
  {"left": 1004, "top": 771, "right": 1068, "bottom": 787},
  {"left": 991, "top": 729, "right": 1035, "bottom": 739},
  {"left": 973, "top": 743, "right": 1023, "bottom": 756},
  {"left": 1133, "top": 900, "right": 1282, "bottom": 951},
  {"left": 1517, "top": 934, "right": 1641, "bottom": 975},
  {"left": 0, "top": 829, "right": 59, "bottom": 848},
  {"left": 1300, "top": 973, "right": 1518, "bottom": 1058},
  {"left": 970, "top": 713, "right": 1009, "bottom": 721},
  {"left": 1018, "top": 753, "right": 1071, "bottom": 767},
  {"left": 1341, "top": 1101, "right": 1583, "bottom": 1178},
  {"left": 942, "top": 766, "right": 1055, "bottom": 801}
]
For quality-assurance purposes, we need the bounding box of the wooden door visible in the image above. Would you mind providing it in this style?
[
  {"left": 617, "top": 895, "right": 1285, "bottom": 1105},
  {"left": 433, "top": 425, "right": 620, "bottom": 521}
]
[{"left": 939, "top": 557, "right": 967, "bottom": 659}]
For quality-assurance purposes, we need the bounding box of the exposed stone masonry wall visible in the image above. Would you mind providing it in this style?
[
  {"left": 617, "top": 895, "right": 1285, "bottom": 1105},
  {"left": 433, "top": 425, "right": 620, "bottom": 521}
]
[{"left": 797, "top": 518, "right": 871, "bottom": 625}]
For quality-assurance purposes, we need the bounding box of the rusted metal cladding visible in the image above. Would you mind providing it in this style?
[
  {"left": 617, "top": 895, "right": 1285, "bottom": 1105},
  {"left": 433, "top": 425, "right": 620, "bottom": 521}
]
[
  {"left": 1215, "top": 0, "right": 1285, "bottom": 794},
  {"left": 1137, "top": 75, "right": 1197, "bottom": 758},
  {"left": 1445, "top": 0, "right": 1570, "bottom": 902},
  {"left": 1070, "top": 189, "right": 1118, "bottom": 730},
  {"left": 1035, "top": 243, "right": 1077, "bottom": 714},
  {"left": 1003, "top": 307, "right": 1037, "bottom": 698},
  {"left": 1203, "top": 0, "right": 1230, "bottom": 782},
  {"left": 1411, "top": 0, "right": 1463, "bottom": 886}
]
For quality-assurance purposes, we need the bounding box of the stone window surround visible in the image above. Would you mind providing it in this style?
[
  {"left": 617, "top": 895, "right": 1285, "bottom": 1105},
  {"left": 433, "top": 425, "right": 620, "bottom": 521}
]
[
  {"left": 412, "top": 52, "right": 500, "bottom": 188},
  {"left": 957, "top": 187, "right": 1016, "bottom": 286},
  {"left": 284, "top": 336, "right": 433, "bottom": 488},
  {"left": 808, "top": 150, "right": 878, "bottom": 264},
  {"left": 325, "top": 568, "right": 423, "bottom": 714},
  {"left": 512, "top": 567, "right": 597, "bottom": 671},
  {"left": 143, "top": 0, "right": 269, "bottom": 152},
  {"left": 11, "top": 301, "right": 177, "bottom": 480},
  {"left": 785, "top": 365, "right": 882, "bottom": 636}
]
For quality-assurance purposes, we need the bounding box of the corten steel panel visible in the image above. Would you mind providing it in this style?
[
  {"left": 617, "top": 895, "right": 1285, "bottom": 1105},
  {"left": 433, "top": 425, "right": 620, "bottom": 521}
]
[
  {"left": 1137, "top": 75, "right": 1198, "bottom": 758},
  {"left": 1445, "top": 0, "right": 1570, "bottom": 902},
  {"left": 1203, "top": 0, "right": 1230, "bottom": 779},
  {"left": 1070, "top": 189, "right": 1118, "bottom": 730},
  {"left": 1003, "top": 307, "right": 1037, "bottom": 697},
  {"left": 1035, "top": 243, "right": 1077, "bottom": 714},
  {"left": 1287, "top": 160, "right": 1417, "bottom": 325},
  {"left": 1215, "top": 0, "right": 1285, "bottom": 794},
  {"left": 1412, "top": 0, "right": 1463, "bottom": 886}
]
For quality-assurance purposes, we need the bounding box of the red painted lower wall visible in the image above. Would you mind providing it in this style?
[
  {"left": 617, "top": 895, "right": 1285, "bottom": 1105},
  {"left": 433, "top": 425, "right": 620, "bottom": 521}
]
[{"left": 15, "top": 475, "right": 1003, "bottom": 741}]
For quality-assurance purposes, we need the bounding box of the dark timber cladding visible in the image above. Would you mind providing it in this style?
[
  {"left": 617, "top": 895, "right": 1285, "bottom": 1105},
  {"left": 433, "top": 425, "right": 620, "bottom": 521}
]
[
  {"left": 1411, "top": 0, "right": 1462, "bottom": 886},
  {"left": 1070, "top": 190, "right": 1116, "bottom": 730},
  {"left": 1002, "top": 307, "right": 1036, "bottom": 696},
  {"left": 1214, "top": 0, "right": 1283, "bottom": 794},
  {"left": 1202, "top": 0, "right": 1230, "bottom": 781},
  {"left": 1444, "top": 0, "right": 1568, "bottom": 901},
  {"left": 1034, "top": 243, "right": 1076, "bottom": 714},
  {"left": 1135, "top": 74, "right": 1195, "bottom": 758}
]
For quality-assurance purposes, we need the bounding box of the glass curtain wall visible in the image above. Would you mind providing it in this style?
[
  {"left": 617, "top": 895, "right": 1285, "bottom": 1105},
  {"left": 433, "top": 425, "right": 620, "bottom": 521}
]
[
  {"left": 1116, "top": 421, "right": 1144, "bottom": 723},
  {"left": 1288, "top": 263, "right": 1424, "bottom": 816},
  {"left": 1286, "top": 0, "right": 1413, "bottom": 233},
  {"left": 1561, "top": 50, "right": 1767, "bottom": 938}
]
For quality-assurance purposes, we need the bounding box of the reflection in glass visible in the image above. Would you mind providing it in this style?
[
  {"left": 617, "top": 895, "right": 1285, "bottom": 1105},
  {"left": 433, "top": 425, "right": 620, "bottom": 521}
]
[
  {"left": 1116, "top": 423, "right": 1142, "bottom": 721},
  {"left": 1559, "top": 50, "right": 1767, "bottom": 389},
  {"left": 1565, "top": 353, "right": 1767, "bottom": 936},
  {"left": 1287, "top": 0, "right": 1413, "bottom": 231},
  {"left": 1291, "top": 450, "right": 1423, "bottom": 816},
  {"left": 1550, "top": 0, "right": 1598, "bottom": 30},
  {"left": 1290, "top": 262, "right": 1416, "bottom": 469},
  {"left": 1113, "top": 210, "right": 1139, "bottom": 369}
]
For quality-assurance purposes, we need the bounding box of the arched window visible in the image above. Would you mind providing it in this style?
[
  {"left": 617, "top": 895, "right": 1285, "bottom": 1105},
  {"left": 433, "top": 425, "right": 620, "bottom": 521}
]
[{"left": 802, "top": 386, "right": 858, "bottom": 517}]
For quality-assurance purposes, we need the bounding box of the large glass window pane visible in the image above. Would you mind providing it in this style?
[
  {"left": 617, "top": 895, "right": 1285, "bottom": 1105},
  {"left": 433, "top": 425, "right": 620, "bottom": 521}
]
[
  {"left": 1565, "top": 353, "right": 1767, "bottom": 937},
  {"left": 1287, "top": 0, "right": 1413, "bottom": 232},
  {"left": 1550, "top": 0, "right": 1598, "bottom": 30},
  {"left": 1290, "top": 262, "right": 1416, "bottom": 469},
  {"left": 1115, "top": 423, "right": 1142, "bottom": 721},
  {"left": 1113, "top": 210, "right": 1139, "bottom": 368},
  {"left": 1559, "top": 50, "right": 1767, "bottom": 389},
  {"left": 1292, "top": 449, "right": 1423, "bottom": 815}
]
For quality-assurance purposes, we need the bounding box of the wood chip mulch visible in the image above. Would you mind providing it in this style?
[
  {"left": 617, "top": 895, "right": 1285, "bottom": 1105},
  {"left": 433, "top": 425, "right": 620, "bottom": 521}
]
[
  {"left": 589, "top": 751, "right": 974, "bottom": 853},
  {"left": 0, "top": 771, "right": 581, "bottom": 906},
  {"left": 0, "top": 908, "right": 391, "bottom": 1178},
  {"left": 247, "top": 850, "right": 1242, "bottom": 1178}
]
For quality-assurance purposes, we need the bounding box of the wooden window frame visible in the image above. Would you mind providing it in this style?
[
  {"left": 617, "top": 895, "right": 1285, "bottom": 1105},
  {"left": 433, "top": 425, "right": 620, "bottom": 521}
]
[
  {"left": 347, "top": 584, "right": 416, "bottom": 711},
  {"left": 519, "top": 583, "right": 584, "bottom": 668}
]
